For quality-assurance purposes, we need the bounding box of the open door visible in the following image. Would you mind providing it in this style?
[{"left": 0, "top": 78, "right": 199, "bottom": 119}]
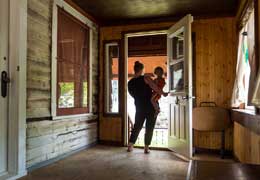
[
  {"left": 0, "top": 0, "right": 9, "bottom": 176},
  {"left": 167, "top": 14, "right": 193, "bottom": 158}
]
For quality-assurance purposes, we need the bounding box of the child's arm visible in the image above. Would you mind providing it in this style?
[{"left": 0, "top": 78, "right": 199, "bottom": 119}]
[{"left": 144, "top": 75, "right": 168, "bottom": 96}]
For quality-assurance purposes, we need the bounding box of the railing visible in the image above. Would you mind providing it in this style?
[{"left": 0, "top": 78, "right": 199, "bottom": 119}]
[{"left": 135, "top": 128, "right": 168, "bottom": 148}]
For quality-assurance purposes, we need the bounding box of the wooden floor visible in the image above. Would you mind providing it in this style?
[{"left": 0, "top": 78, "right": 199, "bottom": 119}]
[
  {"left": 193, "top": 151, "right": 235, "bottom": 163},
  {"left": 20, "top": 145, "right": 260, "bottom": 180},
  {"left": 20, "top": 145, "right": 189, "bottom": 180},
  {"left": 191, "top": 161, "right": 260, "bottom": 180}
]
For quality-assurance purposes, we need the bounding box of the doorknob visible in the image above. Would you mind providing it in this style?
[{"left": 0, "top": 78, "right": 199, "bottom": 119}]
[{"left": 1, "top": 71, "right": 10, "bottom": 98}]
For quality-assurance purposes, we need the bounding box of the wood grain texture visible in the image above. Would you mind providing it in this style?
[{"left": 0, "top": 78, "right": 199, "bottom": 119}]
[
  {"left": 27, "top": 0, "right": 53, "bottom": 118},
  {"left": 234, "top": 122, "right": 260, "bottom": 164},
  {"left": 26, "top": 115, "right": 98, "bottom": 168},
  {"left": 99, "top": 17, "right": 237, "bottom": 150},
  {"left": 20, "top": 145, "right": 189, "bottom": 180}
]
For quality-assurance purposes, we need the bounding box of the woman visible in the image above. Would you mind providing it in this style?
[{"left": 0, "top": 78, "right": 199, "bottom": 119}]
[{"left": 128, "top": 61, "right": 167, "bottom": 153}]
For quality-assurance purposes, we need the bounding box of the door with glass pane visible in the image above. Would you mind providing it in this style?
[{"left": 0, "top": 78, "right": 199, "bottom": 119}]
[
  {"left": 0, "top": 0, "right": 9, "bottom": 176},
  {"left": 167, "top": 15, "right": 193, "bottom": 158}
]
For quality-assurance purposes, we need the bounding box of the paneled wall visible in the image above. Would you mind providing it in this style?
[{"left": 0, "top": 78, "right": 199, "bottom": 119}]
[
  {"left": 234, "top": 122, "right": 260, "bottom": 164},
  {"left": 99, "top": 17, "right": 237, "bottom": 150},
  {"left": 26, "top": 0, "right": 99, "bottom": 168}
]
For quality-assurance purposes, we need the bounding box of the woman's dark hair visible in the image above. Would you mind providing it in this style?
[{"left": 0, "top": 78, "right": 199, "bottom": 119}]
[{"left": 134, "top": 61, "right": 144, "bottom": 73}]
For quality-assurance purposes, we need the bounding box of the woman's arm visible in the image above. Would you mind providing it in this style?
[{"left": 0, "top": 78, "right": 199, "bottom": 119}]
[{"left": 144, "top": 75, "right": 168, "bottom": 96}]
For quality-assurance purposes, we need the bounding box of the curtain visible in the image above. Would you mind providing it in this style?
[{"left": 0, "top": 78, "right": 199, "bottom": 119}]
[
  {"left": 247, "top": 11, "right": 257, "bottom": 105},
  {"left": 231, "top": 28, "right": 251, "bottom": 107}
]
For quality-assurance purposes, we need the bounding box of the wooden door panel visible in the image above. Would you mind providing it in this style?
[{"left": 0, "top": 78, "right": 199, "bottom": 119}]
[
  {"left": 0, "top": 0, "right": 8, "bottom": 175},
  {"left": 167, "top": 14, "right": 193, "bottom": 158},
  {"left": 180, "top": 104, "right": 186, "bottom": 140}
]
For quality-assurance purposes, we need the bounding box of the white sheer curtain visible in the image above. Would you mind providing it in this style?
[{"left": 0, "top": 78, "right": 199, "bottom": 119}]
[{"left": 231, "top": 26, "right": 251, "bottom": 107}]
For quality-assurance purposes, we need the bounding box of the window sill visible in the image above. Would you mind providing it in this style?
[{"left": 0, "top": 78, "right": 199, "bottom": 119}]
[
  {"left": 52, "top": 113, "right": 98, "bottom": 121},
  {"left": 232, "top": 108, "right": 256, "bottom": 116}
]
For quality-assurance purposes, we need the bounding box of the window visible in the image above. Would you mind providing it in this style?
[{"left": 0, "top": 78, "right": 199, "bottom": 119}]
[
  {"left": 169, "top": 29, "right": 184, "bottom": 93},
  {"left": 104, "top": 42, "right": 119, "bottom": 114},
  {"left": 57, "top": 8, "right": 90, "bottom": 116},
  {"left": 232, "top": 7, "right": 256, "bottom": 110}
]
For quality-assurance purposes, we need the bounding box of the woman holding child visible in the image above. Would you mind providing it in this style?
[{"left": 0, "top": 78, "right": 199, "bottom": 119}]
[{"left": 127, "top": 61, "right": 167, "bottom": 153}]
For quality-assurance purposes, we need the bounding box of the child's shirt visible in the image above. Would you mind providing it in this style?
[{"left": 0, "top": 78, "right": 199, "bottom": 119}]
[{"left": 152, "top": 77, "right": 166, "bottom": 100}]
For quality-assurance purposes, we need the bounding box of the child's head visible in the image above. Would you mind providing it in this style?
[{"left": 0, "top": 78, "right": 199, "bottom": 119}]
[{"left": 154, "top": 66, "right": 164, "bottom": 78}]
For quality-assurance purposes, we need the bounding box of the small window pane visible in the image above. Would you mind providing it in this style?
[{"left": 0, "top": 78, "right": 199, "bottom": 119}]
[
  {"left": 59, "top": 82, "right": 75, "bottom": 108},
  {"left": 170, "top": 62, "right": 184, "bottom": 92},
  {"left": 171, "top": 31, "right": 184, "bottom": 62},
  {"left": 82, "top": 82, "right": 88, "bottom": 107},
  {"left": 105, "top": 43, "right": 119, "bottom": 113}
]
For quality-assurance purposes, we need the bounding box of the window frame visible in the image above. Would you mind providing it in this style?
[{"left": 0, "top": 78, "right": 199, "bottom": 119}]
[
  {"left": 52, "top": 0, "right": 95, "bottom": 118},
  {"left": 232, "top": 0, "right": 259, "bottom": 111},
  {"left": 103, "top": 40, "right": 122, "bottom": 117},
  {"left": 252, "top": 0, "right": 260, "bottom": 109}
]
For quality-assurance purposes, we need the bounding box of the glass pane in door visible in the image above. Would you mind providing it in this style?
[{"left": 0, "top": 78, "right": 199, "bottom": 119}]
[
  {"left": 170, "top": 62, "right": 184, "bottom": 92},
  {"left": 171, "top": 31, "right": 184, "bottom": 62}
]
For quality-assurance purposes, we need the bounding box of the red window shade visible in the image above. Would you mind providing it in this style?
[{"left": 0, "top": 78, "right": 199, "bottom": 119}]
[{"left": 57, "top": 8, "right": 89, "bottom": 116}]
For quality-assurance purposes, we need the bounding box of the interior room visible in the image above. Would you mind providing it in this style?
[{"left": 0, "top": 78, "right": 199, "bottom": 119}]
[{"left": 1, "top": 0, "right": 260, "bottom": 179}]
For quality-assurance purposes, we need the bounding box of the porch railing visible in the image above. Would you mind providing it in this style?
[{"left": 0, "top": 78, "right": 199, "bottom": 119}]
[{"left": 135, "top": 128, "right": 168, "bottom": 148}]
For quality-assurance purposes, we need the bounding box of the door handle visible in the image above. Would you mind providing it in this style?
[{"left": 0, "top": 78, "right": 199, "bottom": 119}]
[
  {"left": 1, "top": 71, "right": 10, "bottom": 98},
  {"left": 182, "top": 95, "right": 196, "bottom": 100}
]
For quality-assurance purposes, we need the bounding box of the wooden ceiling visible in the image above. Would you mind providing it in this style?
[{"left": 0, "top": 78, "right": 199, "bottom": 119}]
[{"left": 71, "top": 0, "right": 238, "bottom": 25}]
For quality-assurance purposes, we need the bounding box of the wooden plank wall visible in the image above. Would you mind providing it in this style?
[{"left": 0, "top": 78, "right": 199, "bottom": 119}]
[
  {"left": 26, "top": 0, "right": 99, "bottom": 168},
  {"left": 234, "top": 122, "right": 260, "bottom": 164},
  {"left": 258, "top": 0, "right": 260, "bottom": 70},
  {"left": 193, "top": 18, "right": 237, "bottom": 150},
  {"left": 26, "top": 116, "right": 98, "bottom": 167},
  {"left": 99, "top": 17, "right": 237, "bottom": 150},
  {"left": 27, "top": 0, "right": 53, "bottom": 118}
]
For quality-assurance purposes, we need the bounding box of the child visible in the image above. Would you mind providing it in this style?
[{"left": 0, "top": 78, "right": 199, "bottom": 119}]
[{"left": 151, "top": 66, "right": 166, "bottom": 116}]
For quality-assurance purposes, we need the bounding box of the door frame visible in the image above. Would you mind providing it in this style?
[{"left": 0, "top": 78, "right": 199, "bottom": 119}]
[
  {"left": 123, "top": 29, "right": 168, "bottom": 146},
  {"left": 0, "top": 0, "right": 27, "bottom": 179}
]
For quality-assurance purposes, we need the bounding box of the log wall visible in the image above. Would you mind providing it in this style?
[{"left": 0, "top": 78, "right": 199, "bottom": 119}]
[
  {"left": 27, "top": 0, "right": 53, "bottom": 118},
  {"left": 26, "top": 116, "right": 98, "bottom": 168},
  {"left": 26, "top": 0, "right": 99, "bottom": 168},
  {"left": 99, "top": 17, "right": 237, "bottom": 150}
]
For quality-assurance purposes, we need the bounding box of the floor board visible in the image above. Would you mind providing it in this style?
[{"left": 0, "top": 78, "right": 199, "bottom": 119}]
[
  {"left": 20, "top": 145, "right": 189, "bottom": 180},
  {"left": 20, "top": 145, "right": 260, "bottom": 180}
]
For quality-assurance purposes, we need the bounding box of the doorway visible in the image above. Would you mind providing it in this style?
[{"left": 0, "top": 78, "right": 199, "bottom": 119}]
[
  {"left": 127, "top": 34, "right": 169, "bottom": 148},
  {"left": 124, "top": 15, "right": 194, "bottom": 159}
]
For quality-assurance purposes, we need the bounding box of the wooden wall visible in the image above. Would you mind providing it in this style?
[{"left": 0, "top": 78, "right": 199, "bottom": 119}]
[
  {"left": 27, "top": 0, "right": 52, "bottom": 118},
  {"left": 26, "top": 0, "right": 99, "bottom": 168},
  {"left": 26, "top": 116, "right": 98, "bottom": 167},
  {"left": 257, "top": 1, "right": 260, "bottom": 66},
  {"left": 99, "top": 17, "right": 237, "bottom": 150},
  {"left": 234, "top": 122, "right": 260, "bottom": 164}
]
